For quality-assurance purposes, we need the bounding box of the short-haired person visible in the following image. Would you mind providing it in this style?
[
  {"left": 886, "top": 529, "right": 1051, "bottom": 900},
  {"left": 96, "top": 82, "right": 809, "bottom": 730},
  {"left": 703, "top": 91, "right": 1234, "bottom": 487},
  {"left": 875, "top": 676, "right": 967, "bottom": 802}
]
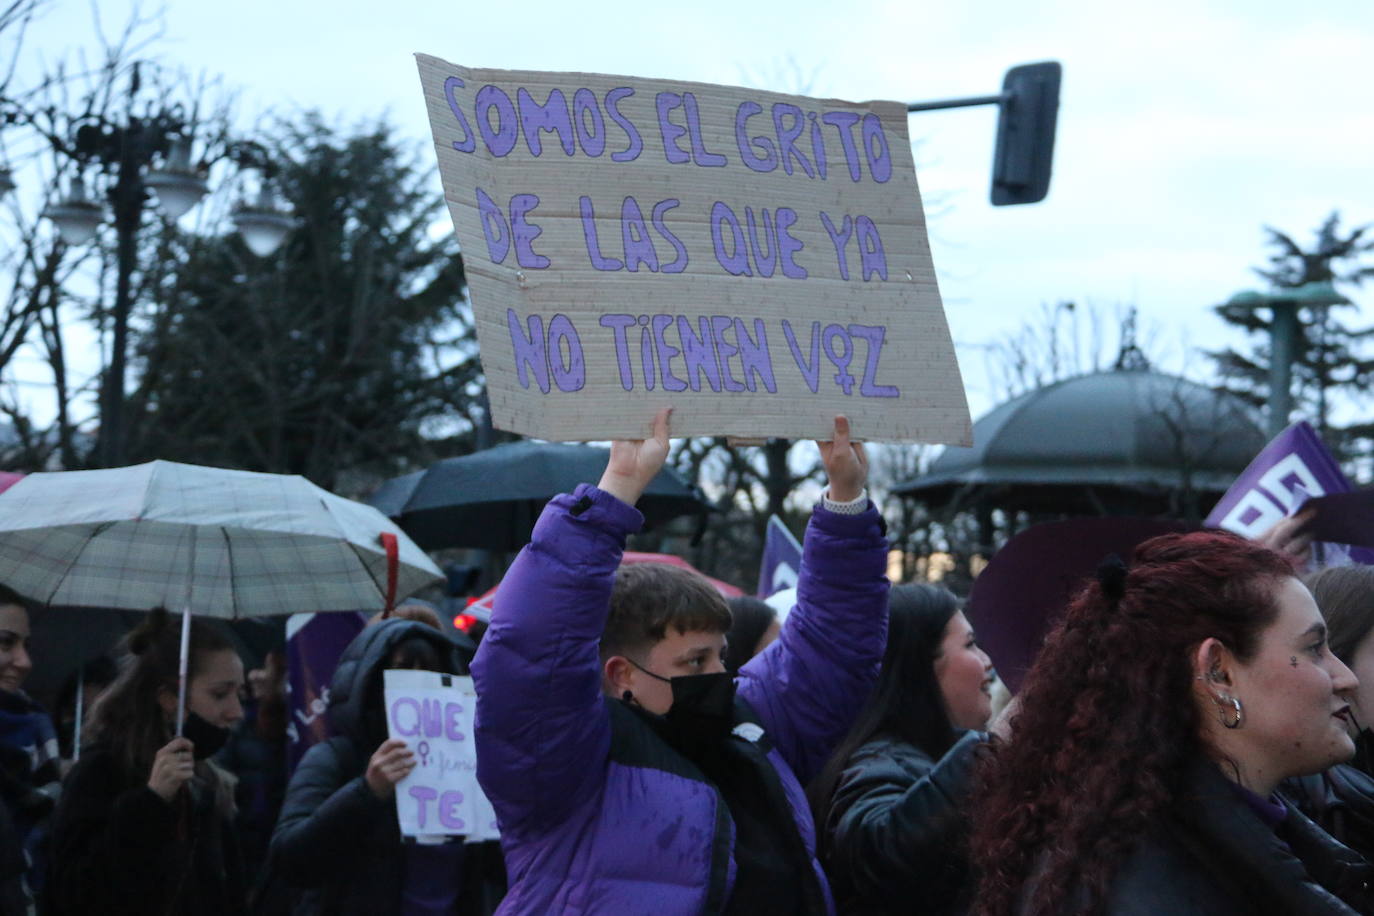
[
  {"left": 473, "top": 411, "right": 890, "bottom": 914},
  {"left": 970, "top": 531, "right": 1372, "bottom": 916},
  {"left": 810, "top": 584, "right": 996, "bottom": 915}
]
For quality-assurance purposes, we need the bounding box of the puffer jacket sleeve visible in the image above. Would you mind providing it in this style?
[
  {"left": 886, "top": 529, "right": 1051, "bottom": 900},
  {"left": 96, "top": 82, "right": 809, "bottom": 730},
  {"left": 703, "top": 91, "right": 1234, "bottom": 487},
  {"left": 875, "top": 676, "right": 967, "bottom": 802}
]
[
  {"left": 825, "top": 732, "right": 984, "bottom": 904},
  {"left": 269, "top": 739, "right": 393, "bottom": 886},
  {"left": 737, "top": 501, "right": 888, "bottom": 784},
  {"left": 471, "top": 484, "right": 640, "bottom": 836}
]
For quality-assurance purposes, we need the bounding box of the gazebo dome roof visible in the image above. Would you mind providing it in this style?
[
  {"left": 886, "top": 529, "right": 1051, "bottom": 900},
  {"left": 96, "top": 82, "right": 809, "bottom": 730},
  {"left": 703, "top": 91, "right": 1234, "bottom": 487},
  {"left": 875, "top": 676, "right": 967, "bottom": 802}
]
[{"left": 894, "top": 369, "right": 1265, "bottom": 509}]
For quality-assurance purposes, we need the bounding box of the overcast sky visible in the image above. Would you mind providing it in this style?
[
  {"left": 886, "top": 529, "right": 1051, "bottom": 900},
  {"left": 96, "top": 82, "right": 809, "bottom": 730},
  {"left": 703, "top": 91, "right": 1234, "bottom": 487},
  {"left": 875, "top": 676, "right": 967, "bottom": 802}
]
[{"left": 14, "top": 0, "right": 1374, "bottom": 420}]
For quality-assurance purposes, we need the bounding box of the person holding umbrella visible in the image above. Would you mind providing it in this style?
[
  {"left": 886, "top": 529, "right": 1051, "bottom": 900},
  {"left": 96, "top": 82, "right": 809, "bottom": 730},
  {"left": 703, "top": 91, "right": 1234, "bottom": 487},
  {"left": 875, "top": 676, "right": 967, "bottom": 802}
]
[
  {"left": 45, "top": 608, "right": 248, "bottom": 916},
  {"left": 473, "top": 410, "right": 889, "bottom": 914}
]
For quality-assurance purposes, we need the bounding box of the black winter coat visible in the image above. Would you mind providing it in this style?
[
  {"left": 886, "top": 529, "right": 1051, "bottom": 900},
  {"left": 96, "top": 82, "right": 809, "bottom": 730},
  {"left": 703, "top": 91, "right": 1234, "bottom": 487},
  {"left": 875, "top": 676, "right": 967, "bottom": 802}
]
[
  {"left": 1046, "top": 760, "right": 1374, "bottom": 916},
  {"left": 1284, "top": 763, "right": 1374, "bottom": 867},
  {"left": 45, "top": 745, "right": 247, "bottom": 916},
  {"left": 268, "top": 619, "right": 504, "bottom": 916},
  {"left": 822, "top": 730, "right": 985, "bottom": 915},
  {"left": 0, "top": 801, "right": 27, "bottom": 916}
]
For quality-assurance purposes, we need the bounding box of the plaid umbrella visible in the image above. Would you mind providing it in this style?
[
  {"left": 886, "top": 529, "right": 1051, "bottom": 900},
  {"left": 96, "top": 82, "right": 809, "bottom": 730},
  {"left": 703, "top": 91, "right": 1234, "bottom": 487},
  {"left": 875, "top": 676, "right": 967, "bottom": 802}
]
[{"left": 0, "top": 460, "right": 442, "bottom": 617}]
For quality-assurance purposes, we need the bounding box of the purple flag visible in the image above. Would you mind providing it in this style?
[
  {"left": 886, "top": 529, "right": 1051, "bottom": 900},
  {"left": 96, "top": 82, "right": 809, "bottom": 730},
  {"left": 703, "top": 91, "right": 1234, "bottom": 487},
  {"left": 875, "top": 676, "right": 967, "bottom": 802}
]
[
  {"left": 1304, "top": 490, "right": 1374, "bottom": 549},
  {"left": 757, "top": 515, "right": 803, "bottom": 598},
  {"left": 967, "top": 517, "right": 1190, "bottom": 693},
  {"left": 1205, "top": 421, "right": 1374, "bottom": 566},
  {"left": 285, "top": 611, "right": 368, "bottom": 774}
]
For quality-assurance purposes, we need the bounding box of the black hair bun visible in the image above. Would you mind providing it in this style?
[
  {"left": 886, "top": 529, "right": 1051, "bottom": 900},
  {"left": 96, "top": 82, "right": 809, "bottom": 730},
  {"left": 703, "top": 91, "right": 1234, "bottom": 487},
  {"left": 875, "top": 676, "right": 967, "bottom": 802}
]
[
  {"left": 1095, "top": 554, "right": 1128, "bottom": 601},
  {"left": 127, "top": 606, "right": 172, "bottom": 656}
]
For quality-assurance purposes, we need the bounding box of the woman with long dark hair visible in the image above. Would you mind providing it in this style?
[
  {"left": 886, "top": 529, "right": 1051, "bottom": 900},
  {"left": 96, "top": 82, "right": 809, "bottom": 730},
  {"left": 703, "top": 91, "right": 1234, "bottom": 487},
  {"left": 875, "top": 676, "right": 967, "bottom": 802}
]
[
  {"left": 46, "top": 608, "right": 247, "bottom": 916},
  {"left": 970, "top": 530, "right": 1370, "bottom": 916},
  {"left": 809, "top": 584, "right": 994, "bottom": 914}
]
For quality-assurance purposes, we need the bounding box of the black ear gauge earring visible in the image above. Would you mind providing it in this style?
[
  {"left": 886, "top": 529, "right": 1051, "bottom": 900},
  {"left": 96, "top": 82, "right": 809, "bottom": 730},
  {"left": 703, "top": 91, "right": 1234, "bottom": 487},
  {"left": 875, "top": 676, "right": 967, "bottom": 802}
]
[{"left": 621, "top": 690, "right": 633, "bottom": 702}]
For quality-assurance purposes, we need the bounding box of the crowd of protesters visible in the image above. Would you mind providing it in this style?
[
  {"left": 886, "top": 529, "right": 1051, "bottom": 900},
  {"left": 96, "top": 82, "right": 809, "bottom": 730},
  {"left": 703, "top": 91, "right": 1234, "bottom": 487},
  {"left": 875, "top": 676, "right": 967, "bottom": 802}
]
[{"left": 0, "top": 411, "right": 1372, "bottom": 914}]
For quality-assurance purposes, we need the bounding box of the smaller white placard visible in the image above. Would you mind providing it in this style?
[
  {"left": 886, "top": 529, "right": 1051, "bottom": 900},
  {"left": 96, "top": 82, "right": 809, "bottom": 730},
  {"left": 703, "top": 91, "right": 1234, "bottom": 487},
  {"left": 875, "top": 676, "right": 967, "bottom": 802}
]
[{"left": 383, "top": 669, "right": 500, "bottom": 841}]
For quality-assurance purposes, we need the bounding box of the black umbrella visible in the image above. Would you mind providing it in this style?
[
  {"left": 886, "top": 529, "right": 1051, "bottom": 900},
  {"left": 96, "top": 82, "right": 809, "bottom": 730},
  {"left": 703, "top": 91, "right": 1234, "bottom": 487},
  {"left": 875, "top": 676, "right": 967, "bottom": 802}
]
[{"left": 369, "top": 440, "right": 708, "bottom": 551}]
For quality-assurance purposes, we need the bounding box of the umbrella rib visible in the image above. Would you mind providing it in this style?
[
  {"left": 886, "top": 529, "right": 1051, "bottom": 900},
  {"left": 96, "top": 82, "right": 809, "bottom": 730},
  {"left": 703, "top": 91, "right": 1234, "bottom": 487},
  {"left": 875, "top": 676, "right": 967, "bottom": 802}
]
[
  {"left": 322, "top": 493, "right": 393, "bottom": 611},
  {"left": 344, "top": 538, "right": 390, "bottom": 611},
  {"left": 42, "top": 521, "right": 115, "bottom": 607},
  {"left": 221, "top": 525, "right": 238, "bottom": 620}
]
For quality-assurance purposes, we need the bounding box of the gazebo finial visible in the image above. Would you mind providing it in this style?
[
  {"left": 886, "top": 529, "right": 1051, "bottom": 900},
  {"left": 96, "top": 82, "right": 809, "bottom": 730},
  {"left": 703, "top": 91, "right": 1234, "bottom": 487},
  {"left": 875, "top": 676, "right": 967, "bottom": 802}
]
[{"left": 1114, "top": 307, "right": 1151, "bottom": 372}]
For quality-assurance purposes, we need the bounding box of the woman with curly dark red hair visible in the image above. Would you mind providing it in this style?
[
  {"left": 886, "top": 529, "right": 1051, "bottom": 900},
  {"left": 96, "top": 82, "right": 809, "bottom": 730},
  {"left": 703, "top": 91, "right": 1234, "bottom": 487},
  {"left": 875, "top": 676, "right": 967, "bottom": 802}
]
[{"left": 969, "top": 530, "right": 1372, "bottom": 916}]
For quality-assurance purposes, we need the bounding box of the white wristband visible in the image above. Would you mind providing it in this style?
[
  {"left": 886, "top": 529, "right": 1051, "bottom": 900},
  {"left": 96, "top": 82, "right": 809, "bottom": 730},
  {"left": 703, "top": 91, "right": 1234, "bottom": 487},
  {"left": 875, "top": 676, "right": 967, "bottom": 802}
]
[{"left": 822, "top": 488, "right": 868, "bottom": 514}]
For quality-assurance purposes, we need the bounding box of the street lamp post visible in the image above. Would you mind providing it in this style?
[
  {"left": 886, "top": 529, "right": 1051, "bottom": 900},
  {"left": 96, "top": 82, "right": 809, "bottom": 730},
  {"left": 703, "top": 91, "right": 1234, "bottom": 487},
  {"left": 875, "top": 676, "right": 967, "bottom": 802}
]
[
  {"left": 1222, "top": 281, "right": 1350, "bottom": 439},
  {"left": 4, "top": 71, "right": 296, "bottom": 467}
]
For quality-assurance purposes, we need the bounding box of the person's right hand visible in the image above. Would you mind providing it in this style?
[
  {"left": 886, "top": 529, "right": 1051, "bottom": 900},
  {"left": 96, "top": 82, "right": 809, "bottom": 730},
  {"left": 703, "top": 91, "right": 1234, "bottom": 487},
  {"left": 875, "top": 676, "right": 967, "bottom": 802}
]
[
  {"left": 816, "top": 415, "right": 867, "bottom": 503},
  {"left": 597, "top": 407, "right": 672, "bottom": 507},
  {"left": 147, "top": 737, "right": 195, "bottom": 802},
  {"left": 365, "top": 738, "right": 416, "bottom": 799}
]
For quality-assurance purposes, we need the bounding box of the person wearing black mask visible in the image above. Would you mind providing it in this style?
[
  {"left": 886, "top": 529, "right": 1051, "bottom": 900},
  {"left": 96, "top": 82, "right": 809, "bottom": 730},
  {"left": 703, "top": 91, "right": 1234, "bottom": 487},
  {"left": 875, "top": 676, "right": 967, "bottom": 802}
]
[
  {"left": 45, "top": 608, "right": 248, "bottom": 916},
  {"left": 473, "top": 411, "right": 890, "bottom": 914}
]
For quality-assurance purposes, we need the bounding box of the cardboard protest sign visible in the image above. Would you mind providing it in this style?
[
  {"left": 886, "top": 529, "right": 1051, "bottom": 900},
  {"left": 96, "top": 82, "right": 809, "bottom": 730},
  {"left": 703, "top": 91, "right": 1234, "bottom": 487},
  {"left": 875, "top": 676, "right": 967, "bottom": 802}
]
[
  {"left": 383, "top": 669, "right": 499, "bottom": 841},
  {"left": 416, "top": 55, "right": 971, "bottom": 444},
  {"left": 1205, "top": 421, "right": 1374, "bottom": 567}
]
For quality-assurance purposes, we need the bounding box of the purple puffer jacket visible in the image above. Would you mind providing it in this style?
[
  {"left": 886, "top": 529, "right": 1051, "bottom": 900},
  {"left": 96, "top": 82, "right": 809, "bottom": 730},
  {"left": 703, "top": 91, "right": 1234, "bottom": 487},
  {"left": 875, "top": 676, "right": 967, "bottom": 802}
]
[{"left": 472, "top": 484, "right": 889, "bottom": 915}]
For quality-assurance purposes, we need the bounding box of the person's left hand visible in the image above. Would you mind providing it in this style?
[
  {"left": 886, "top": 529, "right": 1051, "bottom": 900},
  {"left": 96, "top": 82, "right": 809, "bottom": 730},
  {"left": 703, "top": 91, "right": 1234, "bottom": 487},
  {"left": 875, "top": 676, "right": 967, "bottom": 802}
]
[
  {"left": 816, "top": 415, "right": 867, "bottom": 503},
  {"left": 598, "top": 408, "right": 672, "bottom": 507}
]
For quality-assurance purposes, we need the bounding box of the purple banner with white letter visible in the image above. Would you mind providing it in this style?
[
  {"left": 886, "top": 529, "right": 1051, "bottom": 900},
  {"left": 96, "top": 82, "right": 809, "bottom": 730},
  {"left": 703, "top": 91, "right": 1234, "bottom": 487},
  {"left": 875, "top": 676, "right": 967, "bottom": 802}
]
[
  {"left": 757, "top": 514, "right": 803, "bottom": 598},
  {"left": 285, "top": 611, "right": 368, "bottom": 774},
  {"left": 1205, "top": 421, "right": 1374, "bottom": 566}
]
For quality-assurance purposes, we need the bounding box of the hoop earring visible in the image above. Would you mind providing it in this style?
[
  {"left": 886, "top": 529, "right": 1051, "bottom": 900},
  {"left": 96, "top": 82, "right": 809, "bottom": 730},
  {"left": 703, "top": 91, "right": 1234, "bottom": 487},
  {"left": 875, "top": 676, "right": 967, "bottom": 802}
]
[{"left": 1220, "top": 696, "right": 1243, "bottom": 729}]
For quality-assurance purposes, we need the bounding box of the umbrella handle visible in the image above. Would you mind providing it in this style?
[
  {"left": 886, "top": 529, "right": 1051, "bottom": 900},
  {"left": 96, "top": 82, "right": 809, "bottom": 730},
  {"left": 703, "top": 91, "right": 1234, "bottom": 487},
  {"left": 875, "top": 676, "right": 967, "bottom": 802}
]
[
  {"left": 380, "top": 532, "right": 399, "bottom": 618},
  {"left": 176, "top": 526, "right": 197, "bottom": 737},
  {"left": 175, "top": 605, "right": 191, "bottom": 736}
]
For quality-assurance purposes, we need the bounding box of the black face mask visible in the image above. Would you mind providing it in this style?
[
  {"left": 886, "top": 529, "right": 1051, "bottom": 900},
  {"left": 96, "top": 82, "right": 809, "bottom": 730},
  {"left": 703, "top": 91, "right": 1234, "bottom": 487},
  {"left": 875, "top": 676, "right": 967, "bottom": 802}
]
[
  {"left": 625, "top": 659, "right": 736, "bottom": 754},
  {"left": 664, "top": 672, "right": 737, "bottom": 751},
  {"left": 182, "top": 710, "right": 231, "bottom": 760}
]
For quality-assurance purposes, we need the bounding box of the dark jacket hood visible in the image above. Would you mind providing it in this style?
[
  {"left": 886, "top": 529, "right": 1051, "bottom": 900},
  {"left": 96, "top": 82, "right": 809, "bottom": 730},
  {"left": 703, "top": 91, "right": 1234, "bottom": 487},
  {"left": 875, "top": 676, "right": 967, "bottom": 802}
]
[{"left": 326, "top": 619, "right": 474, "bottom": 744}]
